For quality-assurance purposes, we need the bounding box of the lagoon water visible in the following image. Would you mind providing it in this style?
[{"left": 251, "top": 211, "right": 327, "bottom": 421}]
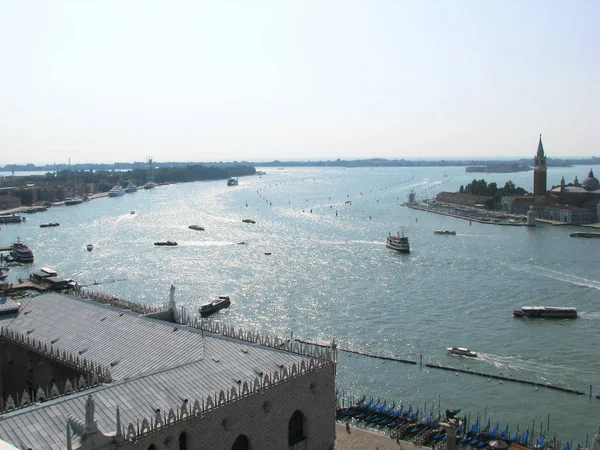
[{"left": 2, "top": 166, "right": 599, "bottom": 445}]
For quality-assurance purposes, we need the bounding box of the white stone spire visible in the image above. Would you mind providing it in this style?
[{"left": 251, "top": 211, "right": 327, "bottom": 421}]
[
  {"left": 85, "top": 395, "right": 97, "bottom": 434},
  {"left": 168, "top": 284, "right": 179, "bottom": 322}
]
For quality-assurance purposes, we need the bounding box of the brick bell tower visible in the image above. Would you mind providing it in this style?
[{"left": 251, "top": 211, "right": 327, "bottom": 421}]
[{"left": 533, "top": 134, "right": 547, "bottom": 196}]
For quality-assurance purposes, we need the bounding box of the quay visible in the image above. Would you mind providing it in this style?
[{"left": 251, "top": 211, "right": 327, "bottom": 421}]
[{"left": 406, "top": 203, "right": 528, "bottom": 226}]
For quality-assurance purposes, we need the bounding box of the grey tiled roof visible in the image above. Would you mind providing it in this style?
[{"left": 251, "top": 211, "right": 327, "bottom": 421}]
[
  {"left": 0, "top": 293, "right": 318, "bottom": 449},
  {"left": 4, "top": 293, "right": 205, "bottom": 380},
  {"left": 0, "top": 297, "right": 20, "bottom": 316}
]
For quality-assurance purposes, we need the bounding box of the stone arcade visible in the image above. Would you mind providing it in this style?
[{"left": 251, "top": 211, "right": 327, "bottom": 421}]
[{"left": 0, "top": 286, "right": 337, "bottom": 449}]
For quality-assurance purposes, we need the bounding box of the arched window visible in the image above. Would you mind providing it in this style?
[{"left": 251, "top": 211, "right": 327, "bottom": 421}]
[
  {"left": 232, "top": 434, "right": 250, "bottom": 450},
  {"left": 288, "top": 410, "right": 305, "bottom": 445},
  {"left": 179, "top": 432, "right": 187, "bottom": 450}
]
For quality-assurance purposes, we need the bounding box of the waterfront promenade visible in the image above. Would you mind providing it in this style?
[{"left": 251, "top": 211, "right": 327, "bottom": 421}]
[{"left": 336, "top": 423, "right": 413, "bottom": 450}]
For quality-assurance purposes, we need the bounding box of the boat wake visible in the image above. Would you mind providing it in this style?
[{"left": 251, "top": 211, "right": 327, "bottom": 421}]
[{"left": 516, "top": 266, "right": 600, "bottom": 291}]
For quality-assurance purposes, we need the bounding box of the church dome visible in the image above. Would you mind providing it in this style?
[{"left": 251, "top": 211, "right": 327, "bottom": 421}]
[{"left": 581, "top": 169, "right": 599, "bottom": 190}]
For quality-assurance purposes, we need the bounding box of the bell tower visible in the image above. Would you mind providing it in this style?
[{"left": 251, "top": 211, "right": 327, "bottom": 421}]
[{"left": 533, "top": 134, "right": 547, "bottom": 196}]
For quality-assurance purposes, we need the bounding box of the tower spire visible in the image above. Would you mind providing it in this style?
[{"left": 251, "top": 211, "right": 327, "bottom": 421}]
[{"left": 536, "top": 134, "right": 544, "bottom": 157}]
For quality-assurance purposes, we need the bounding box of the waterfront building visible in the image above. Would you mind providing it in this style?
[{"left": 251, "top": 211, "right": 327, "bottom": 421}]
[
  {"left": 501, "top": 138, "right": 600, "bottom": 224},
  {"left": 0, "top": 286, "right": 336, "bottom": 449}
]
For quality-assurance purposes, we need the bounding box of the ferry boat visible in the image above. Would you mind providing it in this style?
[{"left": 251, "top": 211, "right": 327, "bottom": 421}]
[
  {"left": 199, "top": 296, "right": 231, "bottom": 317},
  {"left": 227, "top": 177, "right": 239, "bottom": 186},
  {"left": 10, "top": 239, "right": 34, "bottom": 264},
  {"left": 447, "top": 347, "right": 477, "bottom": 357},
  {"left": 0, "top": 213, "right": 23, "bottom": 224},
  {"left": 108, "top": 185, "right": 126, "bottom": 197},
  {"left": 434, "top": 230, "right": 456, "bottom": 235},
  {"left": 386, "top": 232, "right": 410, "bottom": 253},
  {"left": 513, "top": 306, "right": 577, "bottom": 319}
]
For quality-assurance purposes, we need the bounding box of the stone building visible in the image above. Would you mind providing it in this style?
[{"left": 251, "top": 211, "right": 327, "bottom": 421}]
[{"left": 0, "top": 287, "right": 337, "bottom": 449}]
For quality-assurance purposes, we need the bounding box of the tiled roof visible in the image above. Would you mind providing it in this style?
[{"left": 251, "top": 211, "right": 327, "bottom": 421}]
[
  {"left": 0, "top": 293, "right": 320, "bottom": 449},
  {"left": 4, "top": 293, "right": 205, "bottom": 380}
]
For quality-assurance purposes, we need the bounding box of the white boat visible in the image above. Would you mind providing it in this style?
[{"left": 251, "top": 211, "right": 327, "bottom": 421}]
[
  {"left": 434, "top": 230, "right": 456, "bottom": 235},
  {"left": 124, "top": 182, "right": 138, "bottom": 193},
  {"left": 108, "top": 185, "right": 125, "bottom": 197},
  {"left": 386, "top": 232, "right": 410, "bottom": 253},
  {"left": 144, "top": 181, "right": 157, "bottom": 189},
  {"left": 10, "top": 239, "right": 34, "bottom": 264},
  {"left": 447, "top": 347, "right": 477, "bottom": 357},
  {"left": 64, "top": 196, "right": 84, "bottom": 206}
]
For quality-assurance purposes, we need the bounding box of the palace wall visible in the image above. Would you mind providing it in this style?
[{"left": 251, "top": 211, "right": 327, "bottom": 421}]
[{"left": 125, "top": 364, "right": 336, "bottom": 450}]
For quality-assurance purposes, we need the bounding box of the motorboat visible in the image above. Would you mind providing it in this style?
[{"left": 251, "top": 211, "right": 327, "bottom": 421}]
[
  {"left": 386, "top": 232, "right": 410, "bottom": 253},
  {"left": 87, "top": 244, "right": 94, "bottom": 252},
  {"left": 513, "top": 306, "right": 577, "bottom": 319},
  {"left": 242, "top": 219, "right": 256, "bottom": 224},
  {"left": 199, "top": 296, "right": 231, "bottom": 317},
  {"left": 188, "top": 225, "right": 205, "bottom": 231},
  {"left": 570, "top": 232, "right": 600, "bottom": 238},
  {"left": 154, "top": 241, "right": 178, "bottom": 246},
  {"left": 124, "top": 182, "right": 138, "bottom": 193},
  {"left": 10, "top": 239, "right": 34, "bottom": 264},
  {"left": 227, "top": 177, "right": 239, "bottom": 186},
  {"left": 447, "top": 347, "right": 477, "bottom": 357},
  {"left": 130, "top": 211, "right": 135, "bottom": 215},
  {"left": 40, "top": 223, "right": 60, "bottom": 228},
  {"left": 108, "top": 185, "right": 126, "bottom": 197},
  {"left": 434, "top": 230, "right": 456, "bottom": 235},
  {"left": 144, "top": 181, "right": 157, "bottom": 189}
]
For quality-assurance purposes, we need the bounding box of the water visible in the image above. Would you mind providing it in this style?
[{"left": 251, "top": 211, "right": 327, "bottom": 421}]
[{"left": 2, "top": 166, "right": 599, "bottom": 445}]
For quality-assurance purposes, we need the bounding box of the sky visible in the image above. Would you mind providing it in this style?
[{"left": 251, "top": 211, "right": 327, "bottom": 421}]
[{"left": 1, "top": 0, "right": 599, "bottom": 164}]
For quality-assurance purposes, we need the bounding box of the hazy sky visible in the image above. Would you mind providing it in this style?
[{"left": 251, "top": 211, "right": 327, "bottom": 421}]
[{"left": 1, "top": 0, "right": 598, "bottom": 164}]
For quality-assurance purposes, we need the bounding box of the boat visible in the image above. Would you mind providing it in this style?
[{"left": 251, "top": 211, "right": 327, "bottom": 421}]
[
  {"left": 64, "top": 196, "right": 84, "bottom": 205},
  {"left": 124, "top": 182, "right": 138, "bottom": 193},
  {"left": 434, "top": 230, "right": 456, "bottom": 235},
  {"left": 0, "top": 213, "right": 23, "bottom": 224},
  {"left": 242, "top": 219, "right": 256, "bottom": 224},
  {"left": 386, "top": 232, "right": 410, "bottom": 253},
  {"left": 40, "top": 222, "right": 60, "bottom": 228},
  {"left": 199, "top": 296, "right": 231, "bottom": 317},
  {"left": 87, "top": 244, "right": 94, "bottom": 252},
  {"left": 227, "top": 177, "right": 239, "bottom": 186},
  {"left": 10, "top": 239, "right": 34, "bottom": 264},
  {"left": 513, "top": 306, "right": 577, "bottom": 319},
  {"left": 154, "top": 241, "right": 178, "bottom": 246},
  {"left": 108, "top": 185, "right": 126, "bottom": 197},
  {"left": 570, "top": 232, "right": 600, "bottom": 238},
  {"left": 144, "top": 181, "right": 157, "bottom": 189},
  {"left": 447, "top": 347, "right": 478, "bottom": 357},
  {"left": 188, "top": 225, "right": 205, "bottom": 231},
  {"left": 130, "top": 211, "right": 135, "bottom": 215}
]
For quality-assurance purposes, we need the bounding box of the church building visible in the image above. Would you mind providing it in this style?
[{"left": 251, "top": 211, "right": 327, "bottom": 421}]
[{"left": 0, "top": 286, "right": 337, "bottom": 449}]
